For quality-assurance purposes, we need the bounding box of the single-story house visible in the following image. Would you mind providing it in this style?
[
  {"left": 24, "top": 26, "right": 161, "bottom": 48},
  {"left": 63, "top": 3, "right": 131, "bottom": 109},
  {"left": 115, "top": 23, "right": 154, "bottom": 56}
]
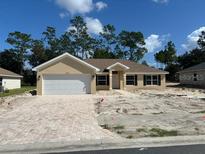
[
  {"left": 0, "top": 67, "right": 22, "bottom": 90},
  {"left": 32, "top": 53, "right": 169, "bottom": 95},
  {"left": 178, "top": 62, "right": 205, "bottom": 88}
]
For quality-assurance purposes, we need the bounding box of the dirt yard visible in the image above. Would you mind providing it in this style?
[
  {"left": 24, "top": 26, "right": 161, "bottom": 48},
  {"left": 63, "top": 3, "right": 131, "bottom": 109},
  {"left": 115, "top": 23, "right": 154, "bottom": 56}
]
[
  {"left": 0, "top": 95, "right": 121, "bottom": 145},
  {"left": 96, "top": 87, "right": 205, "bottom": 139},
  {"left": 1, "top": 86, "right": 205, "bottom": 145}
]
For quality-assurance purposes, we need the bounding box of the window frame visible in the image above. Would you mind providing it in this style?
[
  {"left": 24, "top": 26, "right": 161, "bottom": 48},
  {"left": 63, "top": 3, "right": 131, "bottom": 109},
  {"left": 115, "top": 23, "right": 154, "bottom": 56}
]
[
  {"left": 144, "top": 75, "right": 160, "bottom": 86},
  {"left": 193, "top": 73, "right": 198, "bottom": 81},
  {"left": 126, "top": 75, "right": 136, "bottom": 85},
  {"left": 152, "top": 75, "right": 158, "bottom": 85},
  {"left": 0, "top": 78, "right": 2, "bottom": 86},
  {"left": 145, "top": 75, "right": 152, "bottom": 85},
  {"left": 96, "top": 75, "right": 107, "bottom": 86}
]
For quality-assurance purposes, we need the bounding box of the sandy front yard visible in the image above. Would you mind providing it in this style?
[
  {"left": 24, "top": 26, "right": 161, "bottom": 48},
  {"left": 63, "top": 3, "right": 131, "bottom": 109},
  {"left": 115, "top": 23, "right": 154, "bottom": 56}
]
[
  {"left": 96, "top": 87, "right": 205, "bottom": 139},
  {"left": 0, "top": 86, "right": 205, "bottom": 146},
  {"left": 0, "top": 95, "right": 121, "bottom": 145}
]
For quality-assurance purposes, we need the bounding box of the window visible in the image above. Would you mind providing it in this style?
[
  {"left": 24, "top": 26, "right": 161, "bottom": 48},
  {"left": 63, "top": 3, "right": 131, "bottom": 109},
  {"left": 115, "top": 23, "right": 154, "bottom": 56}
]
[
  {"left": 144, "top": 75, "right": 160, "bottom": 86},
  {"left": 97, "top": 75, "right": 107, "bottom": 85},
  {"left": 193, "top": 73, "right": 198, "bottom": 81},
  {"left": 0, "top": 78, "right": 2, "bottom": 86},
  {"left": 152, "top": 75, "right": 158, "bottom": 85},
  {"left": 146, "top": 75, "right": 152, "bottom": 85},
  {"left": 126, "top": 75, "right": 137, "bottom": 85}
]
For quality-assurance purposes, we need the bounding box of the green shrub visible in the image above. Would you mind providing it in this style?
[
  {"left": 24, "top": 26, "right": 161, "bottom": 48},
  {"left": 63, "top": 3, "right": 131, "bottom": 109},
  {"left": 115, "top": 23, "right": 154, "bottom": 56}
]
[
  {"left": 126, "top": 135, "right": 133, "bottom": 139},
  {"left": 113, "top": 125, "right": 125, "bottom": 130},
  {"left": 149, "top": 128, "right": 178, "bottom": 137}
]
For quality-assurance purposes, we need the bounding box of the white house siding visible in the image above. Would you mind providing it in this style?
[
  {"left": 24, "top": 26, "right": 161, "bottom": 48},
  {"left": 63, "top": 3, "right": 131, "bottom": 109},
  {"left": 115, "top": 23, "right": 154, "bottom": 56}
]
[
  {"left": 2, "top": 77, "right": 21, "bottom": 90},
  {"left": 179, "top": 70, "right": 205, "bottom": 87}
]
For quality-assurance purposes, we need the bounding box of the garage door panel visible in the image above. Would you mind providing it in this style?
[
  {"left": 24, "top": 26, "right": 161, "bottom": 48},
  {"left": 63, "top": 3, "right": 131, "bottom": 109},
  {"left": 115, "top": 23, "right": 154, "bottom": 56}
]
[{"left": 43, "top": 74, "right": 91, "bottom": 95}]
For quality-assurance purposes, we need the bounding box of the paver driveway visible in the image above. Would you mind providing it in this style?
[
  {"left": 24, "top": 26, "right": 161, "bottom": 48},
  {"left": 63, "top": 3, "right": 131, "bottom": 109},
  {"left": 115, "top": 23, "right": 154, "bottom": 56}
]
[{"left": 0, "top": 95, "right": 120, "bottom": 145}]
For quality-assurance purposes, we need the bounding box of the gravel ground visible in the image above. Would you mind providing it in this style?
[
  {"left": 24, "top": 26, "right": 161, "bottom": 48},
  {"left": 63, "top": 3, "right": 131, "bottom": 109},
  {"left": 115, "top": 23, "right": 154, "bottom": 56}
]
[
  {"left": 1, "top": 86, "right": 205, "bottom": 145},
  {"left": 96, "top": 88, "right": 205, "bottom": 139},
  {"left": 0, "top": 95, "right": 121, "bottom": 145}
]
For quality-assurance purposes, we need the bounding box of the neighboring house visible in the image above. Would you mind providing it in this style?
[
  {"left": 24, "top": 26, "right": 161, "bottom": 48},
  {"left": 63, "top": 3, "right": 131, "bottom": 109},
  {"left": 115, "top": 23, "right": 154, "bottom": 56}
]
[
  {"left": 32, "top": 53, "right": 169, "bottom": 95},
  {"left": 178, "top": 62, "right": 205, "bottom": 88},
  {"left": 0, "top": 67, "right": 22, "bottom": 90}
]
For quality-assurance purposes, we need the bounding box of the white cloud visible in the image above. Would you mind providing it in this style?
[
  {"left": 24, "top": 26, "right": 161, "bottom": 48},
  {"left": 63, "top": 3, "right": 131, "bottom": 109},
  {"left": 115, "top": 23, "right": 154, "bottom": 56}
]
[
  {"left": 66, "top": 17, "right": 103, "bottom": 35},
  {"left": 85, "top": 17, "right": 103, "bottom": 35},
  {"left": 66, "top": 26, "right": 76, "bottom": 32},
  {"left": 152, "top": 0, "right": 169, "bottom": 4},
  {"left": 55, "top": 0, "right": 107, "bottom": 15},
  {"left": 56, "top": 0, "right": 94, "bottom": 15},
  {"left": 182, "top": 26, "right": 205, "bottom": 50},
  {"left": 145, "top": 34, "right": 163, "bottom": 53},
  {"left": 59, "top": 12, "right": 69, "bottom": 18},
  {"left": 96, "top": 1, "right": 107, "bottom": 11}
]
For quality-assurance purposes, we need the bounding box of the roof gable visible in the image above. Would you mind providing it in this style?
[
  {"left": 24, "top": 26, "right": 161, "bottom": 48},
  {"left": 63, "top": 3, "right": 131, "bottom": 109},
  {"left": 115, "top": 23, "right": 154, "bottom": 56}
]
[
  {"left": 32, "top": 53, "right": 100, "bottom": 72},
  {"left": 107, "top": 62, "right": 130, "bottom": 70},
  {"left": 0, "top": 67, "right": 22, "bottom": 78}
]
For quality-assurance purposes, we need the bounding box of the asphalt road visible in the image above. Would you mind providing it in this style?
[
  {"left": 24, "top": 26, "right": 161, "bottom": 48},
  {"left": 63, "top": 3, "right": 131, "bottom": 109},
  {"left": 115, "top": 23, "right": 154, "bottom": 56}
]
[{"left": 48, "top": 144, "right": 205, "bottom": 154}]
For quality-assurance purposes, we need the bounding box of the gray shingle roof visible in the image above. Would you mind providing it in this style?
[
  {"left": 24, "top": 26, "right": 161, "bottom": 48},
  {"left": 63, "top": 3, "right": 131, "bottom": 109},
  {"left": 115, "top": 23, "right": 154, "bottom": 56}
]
[
  {"left": 179, "top": 62, "right": 205, "bottom": 73},
  {"left": 84, "top": 59, "right": 168, "bottom": 74},
  {"left": 0, "top": 67, "right": 22, "bottom": 78}
]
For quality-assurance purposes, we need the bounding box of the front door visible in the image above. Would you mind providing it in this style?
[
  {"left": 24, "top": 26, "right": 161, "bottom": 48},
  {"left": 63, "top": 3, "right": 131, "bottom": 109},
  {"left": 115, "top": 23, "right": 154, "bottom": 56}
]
[{"left": 112, "top": 72, "right": 120, "bottom": 89}]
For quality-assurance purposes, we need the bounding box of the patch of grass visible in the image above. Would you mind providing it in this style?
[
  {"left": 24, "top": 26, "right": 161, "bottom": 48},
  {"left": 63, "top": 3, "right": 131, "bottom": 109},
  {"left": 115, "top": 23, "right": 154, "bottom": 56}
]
[
  {"left": 195, "top": 127, "right": 199, "bottom": 131},
  {"left": 136, "top": 128, "right": 146, "bottom": 132},
  {"left": 192, "top": 110, "right": 205, "bottom": 114},
  {"left": 122, "top": 108, "right": 128, "bottom": 114},
  {"left": 152, "top": 112, "right": 164, "bottom": 115},
  {"left": 116, "top": 130, "right": 123, "bottom": 134},
  {"left": 149, "top": 128, "right": 178, "bottom": 137},
  {"left": 131, "top": 113, "right": 143, "bottom": 115},
  {"left": 126, "top": 135, "right": 133, "bottom": 139},
  {"left": 100, "top": 124, "right": 110, "bottom": 130},
  {"left": 113, "top": 125, "right": 125, "bottom": 130},
  {"left": 0, "top": 86, "right": 36, "bottom": 97}
]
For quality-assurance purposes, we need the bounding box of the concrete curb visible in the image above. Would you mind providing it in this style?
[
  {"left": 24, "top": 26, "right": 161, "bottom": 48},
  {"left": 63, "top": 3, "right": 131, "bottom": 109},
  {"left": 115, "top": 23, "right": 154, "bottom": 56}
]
[{"left": 1, "top": 135, "right": 205, "bottom": 153}]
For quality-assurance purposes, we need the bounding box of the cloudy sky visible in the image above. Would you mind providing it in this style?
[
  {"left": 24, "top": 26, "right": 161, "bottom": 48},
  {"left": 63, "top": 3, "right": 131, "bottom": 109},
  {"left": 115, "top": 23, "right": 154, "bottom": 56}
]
[{"left": 0, "top": 0, "right": 205, "bottom": 66}]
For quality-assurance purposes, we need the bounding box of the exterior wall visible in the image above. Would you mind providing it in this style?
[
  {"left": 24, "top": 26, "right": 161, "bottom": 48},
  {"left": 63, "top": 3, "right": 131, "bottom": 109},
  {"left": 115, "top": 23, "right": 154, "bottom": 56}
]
[
  {"left": 96, "top": 71, "right": 124, "bottom": 90},
  {"left": 36, "top": 72, "right": 43, "bottom": 95},
  {"left": 2, "top": 77, "right": 21, "bottom": 90},
  {"left": 37, "top": 57, "right": 96, "bottom": 95},
  {"left": 119, "top": 71, "right": 124, "bottom": 90},
  {"left": 95, "top": 73, "right": 166, "bottom": 91},
  {"left": 179, "top": 70, "right": 205, "bottom": 87},
  {"left": 96, "top": 85, "right": 109, "bottom": 90},
  {"left": 125, "top": 74, "right": 166, "bottom": 90}
]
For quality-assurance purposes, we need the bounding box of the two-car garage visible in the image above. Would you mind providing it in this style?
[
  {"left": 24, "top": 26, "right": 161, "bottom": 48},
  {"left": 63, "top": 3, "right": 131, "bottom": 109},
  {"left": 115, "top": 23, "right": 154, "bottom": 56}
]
[
  {"left": 43, "top": 74, "right": 91, "bottom": 95},
  {"left": 33, "top": 53, "right": 99, "bottom": 95}
]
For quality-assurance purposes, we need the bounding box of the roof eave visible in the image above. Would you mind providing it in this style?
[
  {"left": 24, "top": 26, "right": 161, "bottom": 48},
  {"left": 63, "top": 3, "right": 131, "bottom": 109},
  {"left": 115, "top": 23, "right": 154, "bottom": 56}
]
[
  {"left": 32, "top": 53, "right": 100, "bottom": 72},
  {"left": 107, "top": 62, "right": 130, "bottom": 70},
  {"left": 0, "top": 74, "right": 23, "bottom": 78},
  {"left": 125, "top": 71, "right": 169, "bottom": 74},
  {"left": 178, "top": 68, "right": 205, "bottom": 73}
]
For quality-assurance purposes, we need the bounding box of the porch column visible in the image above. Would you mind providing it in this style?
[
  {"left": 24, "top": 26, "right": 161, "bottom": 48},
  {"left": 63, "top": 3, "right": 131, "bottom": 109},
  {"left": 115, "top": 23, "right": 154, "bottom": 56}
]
[
  {"left": 123, "top": 72, "right": 126, "bottom": 90},
  {"left": 109, "top": 70, "right": 112, "bottom": 90}
]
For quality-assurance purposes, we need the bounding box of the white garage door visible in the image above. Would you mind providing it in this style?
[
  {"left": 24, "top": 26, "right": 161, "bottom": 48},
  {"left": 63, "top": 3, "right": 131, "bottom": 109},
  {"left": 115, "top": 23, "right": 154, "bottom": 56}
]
[{"left": 43, "top": 74, "right": 91, "bottom": 95}]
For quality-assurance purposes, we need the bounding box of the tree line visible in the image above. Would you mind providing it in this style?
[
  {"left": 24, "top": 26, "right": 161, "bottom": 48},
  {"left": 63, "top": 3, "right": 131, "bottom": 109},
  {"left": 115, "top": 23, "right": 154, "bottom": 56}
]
[
  {"left": 154, "top": 31, "right": 205, "bottom": 81},
  {"left": 0, "top": 16, "right": 147, "bottom": 74},
  {"left": 0, "top": 16, "right": 205, "bottom": 84}
]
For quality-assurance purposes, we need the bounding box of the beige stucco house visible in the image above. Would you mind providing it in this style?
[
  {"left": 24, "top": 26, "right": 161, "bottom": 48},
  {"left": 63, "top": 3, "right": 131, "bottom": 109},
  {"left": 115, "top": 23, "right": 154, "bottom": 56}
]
[
  {"left": 32, "top": 53, "right": 169, "bottom": 95},
  {"left": 179, "top": 62, "right": 205, "bottom": 88},
  {"left": 0, "top": 67, "right": 22, "bottom": 91}
]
